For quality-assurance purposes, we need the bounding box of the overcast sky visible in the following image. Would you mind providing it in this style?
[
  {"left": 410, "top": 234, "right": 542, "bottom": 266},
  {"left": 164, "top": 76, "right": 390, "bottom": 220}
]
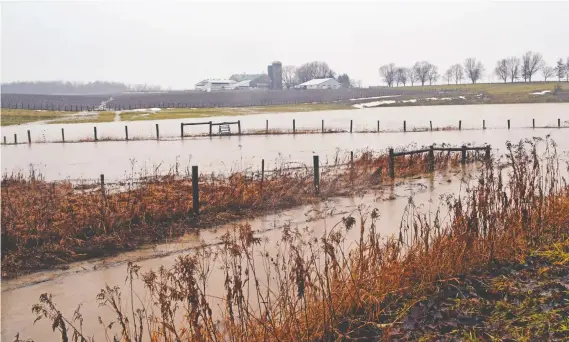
[{"left": 2, "top": 1, "right": 568, "bottom": 89}]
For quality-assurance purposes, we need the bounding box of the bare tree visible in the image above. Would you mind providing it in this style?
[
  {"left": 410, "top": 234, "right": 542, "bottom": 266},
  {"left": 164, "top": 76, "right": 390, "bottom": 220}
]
[
  {"left": 541, "top": 65, "right": 555, "bottom": 81},
  {"left": 428, "top": 65, "right": 439, "bottom": 85},
  {"left": 351, "top": 79, "right": 363, "bottom": 88},
  {"left": 413, "top": 61, "right": 434, "bottom": 86},
  {"left": 443, "top": 68, "right": 453, "bottom": 84},
  {"left": 295, "top": 61, "right": 334, "bottom": 83},
  {"left": 379, "top": 63, "right": 396, "bottom": 87},
  {"left": 505, "top": 57, "right": 520, "bottom": 82},
  {"left": 450, "top": 64, "right": 464, "bottom": 84},
  {"left": 407, "top": 68, "right": 417, "bottom": 86},
  {"left": 521, "top": 51, "right": 542, "bottom": 82},
  {"left": 566, "top": 57, "right": 569, "bottom": 82},
  {"left": 464, "top": 58, "right": 484, "bottom": 84},
  {"left": 395, "top": 67, "right": 408, "bottom": 86},
  {"left": 554, "top": 58, "right": 566, "bottom": 81},
  {"left": 494, "top": 59, "right": 509, "bottom": 83},
  {"left": 282, "top": 65, "right": 298, "bottom": 89}
]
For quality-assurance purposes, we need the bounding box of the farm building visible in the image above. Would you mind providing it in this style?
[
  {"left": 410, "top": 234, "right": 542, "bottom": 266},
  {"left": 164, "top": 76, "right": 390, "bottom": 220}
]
[
  {"left": 296, "top": 78, "right": 341, "bottom": 90},
  {"left": 195, "top": 79, "right": 237, "bottom": 92},
  {"left": 229, "top": 74, "right": 272, "bottom": 89}
]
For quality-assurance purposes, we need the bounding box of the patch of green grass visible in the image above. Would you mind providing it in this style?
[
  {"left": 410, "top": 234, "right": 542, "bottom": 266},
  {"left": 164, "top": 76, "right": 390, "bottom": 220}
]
[
  {"left": 48, "top": 111, "right": 116, "bottom": 124},
  {"left": 403, "top": 81, "right": 569, "bottom": 95},
  {"left": 119, "top": 103, "right": 351, "bottom": 122},
  {"left": 0, "top": 109, "right": 67, "bottom": 126}
]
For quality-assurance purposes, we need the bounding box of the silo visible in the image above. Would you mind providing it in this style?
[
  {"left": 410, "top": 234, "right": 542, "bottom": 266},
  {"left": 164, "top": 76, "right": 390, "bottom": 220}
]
[{"left": 271, "top": 61, "right": 283, "bottom": 90}]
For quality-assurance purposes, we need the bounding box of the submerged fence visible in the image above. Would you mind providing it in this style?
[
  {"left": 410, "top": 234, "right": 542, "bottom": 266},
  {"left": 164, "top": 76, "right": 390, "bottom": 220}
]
[
  {"left": 94, "top": 144, "right": 490, "bottom": 215},
  {"left": 2, "top": 117, "right": 566, "bottom": 146}
]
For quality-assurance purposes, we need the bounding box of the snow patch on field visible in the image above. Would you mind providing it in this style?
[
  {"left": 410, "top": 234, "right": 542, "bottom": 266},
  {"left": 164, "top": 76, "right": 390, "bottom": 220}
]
[
  {"left": 529, "top": 90, "right": 551, "bottom": 95},
  {"left": 119, "top": 108, "right": 162, "bottom": 113},
  {"left": 353, "top": 100, "right": 397, "bottom": 108}
]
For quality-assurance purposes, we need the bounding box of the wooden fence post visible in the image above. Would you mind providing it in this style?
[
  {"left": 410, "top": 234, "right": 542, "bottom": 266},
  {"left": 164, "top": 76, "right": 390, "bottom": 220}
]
[
  {"left": 461, "top": 145, "right": 467, "bottom": 164},
  {"left": 14, "top": 134, "right": 17, "bottom": 144},
  {"left": 350, "top": 151, "right": 354, "bottom": 166},
  {"left": 125, "top": 126, "right": 129, "bottom": 141},
  {"left": 94, "top": 127, "right": 98, "bottom": 141},
  {"left": 100, "top": 174, "right": 105, "bottom": 201},
  {"left": 389, "top": 148, "right": 395, "bottom": 179},
  {"left": 350, "top": 120, "right": 353, "bottom": 133},
  {"left": 238, "top": 120, "right": 241, "bottom": 134},
  {"left": 313, "top": 155, "right": 320, "bottom": 194},
  {"left": 293, "top": 119, "right": 296, "bottom": 134},
  {"left": 430, "top": 121, "right": 432, "bottom": 131},
  {"left": 61, "top": 128, "right": 65, "bottom": 142},
  {"left": 209, "top": 121, "right": 213, "bottom": 136},
  {"left": 429, "top": 146, "right": 435, "bottom": 172},
  {"left": 27, "top": 130, "right": 31, "bottom": 144},
  {"left": 156, "top": 124, "right": 160, "bottom": 140},
  {"left": 485, "top": 145, "right": 491, "bottom": 162},
  {"left": 459, "top": 120, "right": 462, "bottom": 131},
  {"left": 483, "top": 120, "right": 486, "bottom": 130},
  {"left": 403, "top": 120, "right": 407, "bottom": 132},
  {"left": 533, "top": 119, "right": 535, "bottom": 129},
  {"left": 192, "top": 166, "right": 199, "bottom": 215},
  {"left": 507, "top": 119, "right": 510, "bottom": 130}
]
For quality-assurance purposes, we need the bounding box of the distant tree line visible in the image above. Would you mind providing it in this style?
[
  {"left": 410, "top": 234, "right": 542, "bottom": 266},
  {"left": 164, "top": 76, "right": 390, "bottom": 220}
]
[
  {"left": 379, "top": 52, "right": 569, "bottom": 87},
  {"left": 0, "top": 81, "right": 163, "bottom": 95},
  {"left": 282, "top": 61, "right": 361, "bottom": 89}
]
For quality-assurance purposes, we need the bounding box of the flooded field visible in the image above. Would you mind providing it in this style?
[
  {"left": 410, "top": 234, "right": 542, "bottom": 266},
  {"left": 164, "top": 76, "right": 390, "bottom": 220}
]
[
  {"left": 1, "top": 170, "right": 469, "bottom": 341},
  {"left": 2, "top": 104, "right": 569, "bottom": 341}
]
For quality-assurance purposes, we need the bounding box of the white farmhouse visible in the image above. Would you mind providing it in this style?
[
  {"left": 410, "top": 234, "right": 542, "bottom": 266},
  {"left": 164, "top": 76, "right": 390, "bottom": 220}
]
[
  {"left": 195, "top": 79, "right": 237, "bottom": 92},
  {"left": 296, "top": 78, "right": 341, "bottom": 90}
]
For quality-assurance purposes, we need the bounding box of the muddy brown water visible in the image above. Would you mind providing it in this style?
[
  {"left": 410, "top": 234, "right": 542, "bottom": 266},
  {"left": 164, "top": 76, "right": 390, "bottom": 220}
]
[
  {"left": 1, "top": 170, "right": 476, "bottom": 341},
  {"left": 1, "top": 128, "right": 568, "bottom": 182}
]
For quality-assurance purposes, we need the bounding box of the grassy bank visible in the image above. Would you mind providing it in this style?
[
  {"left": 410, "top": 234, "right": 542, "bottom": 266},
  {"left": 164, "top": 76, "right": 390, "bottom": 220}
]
[
  {"left": 0, "top": 109, "right": 67, "bottom": 126},
  {"left": 23, "top": 139, "right": 569, "bottom": 341},
  {"left": 1, "top": 147, "right": 472, "bottom": 277}
]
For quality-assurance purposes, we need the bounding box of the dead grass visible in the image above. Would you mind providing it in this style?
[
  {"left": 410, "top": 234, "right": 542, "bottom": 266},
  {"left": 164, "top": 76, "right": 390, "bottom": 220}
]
[
  {"left": 1, "top": 146, "right": 477, "bottom": 276},
  {"left": 19, "top": 138, "right": 569, "bottom": 342}
]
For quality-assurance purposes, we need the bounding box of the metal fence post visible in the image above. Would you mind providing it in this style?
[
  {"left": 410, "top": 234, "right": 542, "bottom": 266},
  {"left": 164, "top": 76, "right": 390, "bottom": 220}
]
[
  {"left": 192, "top": 166, "right": 199, "bottom": 215},
  {"left": 313, "top": 155, "right": 320, "bottom": 194},
  {"left": 559, "top": 118, "right": 561, "bottom": 128},
  {"left": 293, "top": 119, "right": 296, "bottom": 134},
  {"left": 61, "top": 128, "right": 65, "bottom": 143},
  {"left": 483, "top": 120, "right": 486, "bottom": 130},
  {"left": 533, "top": 118, "right": 535, "bottom": 129},
  {"left": 377, "top": 120, "right": 380, "bottom": 133},
  {"left": 94, "top": 127, "right": 98, "bottom": 141},
  {"left": 350, "top": 120, "right": 353, "bottom": 133},
  {"left": 266, "top": 120, "right": 268, "bottom": 134},
  {"left": 261, "top": 159, "right": 265, "bottom": 192},
  {"left": 403, "top": 120, "right": 406, "bottom": 132},
  {"left": 14, "top": 134, "right": 17, "bottom": 144},
  {"left": 125, "top": 126, "right": 129, "bottom": 141},
  {"left": 507, "top": 119, "right": 510, "bottom": 130},
  {"left": 430, "top": 121, "right": 433, "bottom": 131},
  {"left": 156, "top": 124, "right": 160, "bottom": 140},
  {"left": 459, "top": 120, "right": 462, "bottom": 131},
  {"left": 238, "top": 120, "right": 241, "bottom": 134},
  {"left": 209, "top": 121, "right": 213, "bottom": 136},
  {"left": 322, "top": 119, "right": 324, "bottom": 133},
  {"left": 181, "top": 123, "right": 184, "bottom": 138},
  {"left": 27, "top": 130, "right": 31, "bottom": 144}
]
